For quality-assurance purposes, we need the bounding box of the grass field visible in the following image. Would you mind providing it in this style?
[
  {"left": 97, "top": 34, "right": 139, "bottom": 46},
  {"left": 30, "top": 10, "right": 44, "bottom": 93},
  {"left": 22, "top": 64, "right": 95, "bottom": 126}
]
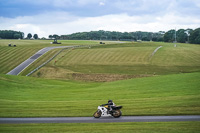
[
  {"left": 28, "top": 42, "right": 200, "bottom": 81},
  {"left": 1, "top": 40, "right": 199, "bottom": 81},
  {"left": 0, "top": 40, "right": 200, "bottom": 132},
  {"left": 0, "top": 72, "right": 199, "bottom": 117},
  {"left": 0, "top": 39, "right": 110, "bottom": 74},
  {"left": 1, "top": 122, "right": 199, "bottom": 133}
]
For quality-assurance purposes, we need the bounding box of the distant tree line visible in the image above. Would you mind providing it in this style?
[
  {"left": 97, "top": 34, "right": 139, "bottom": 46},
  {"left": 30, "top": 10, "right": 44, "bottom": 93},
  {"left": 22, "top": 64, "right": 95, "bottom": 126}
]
[
  {"left": 163, "top": 28, "right": 200, "bottom": 44},
  {"left": 1, "top": 28, "right": 200, "bottom": 44},
  {"left": 50, "top": 30, "right": 165, "bottom": 42},
  {"left": 0, "top": 30, "right": 39, "bottom": 39},
  {"left": 0, "top": 30, "right": 24, "bottom": 39},
  {"left": 164, "top": 28, "right": 189, "bottom": 43},
  {"left": 50, "top": 28, "right": 199, "bottom": 44}
]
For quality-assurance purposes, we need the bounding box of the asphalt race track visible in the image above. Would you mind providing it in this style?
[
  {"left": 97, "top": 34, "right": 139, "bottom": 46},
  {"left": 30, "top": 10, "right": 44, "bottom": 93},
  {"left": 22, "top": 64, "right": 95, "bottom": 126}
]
[
  {"left": 0, "top": 115, "right": 200, "bottom": 124},
  {"left": 7, "top": 46, "right": 73, "bottom": 75}
]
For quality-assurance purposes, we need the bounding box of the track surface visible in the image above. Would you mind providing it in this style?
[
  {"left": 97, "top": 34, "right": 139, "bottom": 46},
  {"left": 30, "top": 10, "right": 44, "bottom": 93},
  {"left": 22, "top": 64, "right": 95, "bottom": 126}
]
[
  {"left": 7, "top": 46, "right": 73, "bottom": 75},
  {"left": 0, "top": 115, "right": 200, "bottom": 124}
]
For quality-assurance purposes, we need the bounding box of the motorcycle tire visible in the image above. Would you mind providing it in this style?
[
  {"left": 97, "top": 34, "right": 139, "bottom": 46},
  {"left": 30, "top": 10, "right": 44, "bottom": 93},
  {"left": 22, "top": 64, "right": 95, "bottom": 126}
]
[
  {"left": 112, "top": 110, "right": 122, "bottom": 118},
  {"left": 93, "top": 110, "right": 102, "bottom": 118}
]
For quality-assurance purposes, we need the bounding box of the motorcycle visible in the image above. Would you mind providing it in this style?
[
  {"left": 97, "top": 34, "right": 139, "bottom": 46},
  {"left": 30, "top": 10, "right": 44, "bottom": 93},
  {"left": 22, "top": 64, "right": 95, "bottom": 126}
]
[{"left": 93, "top": 105, "right": 122, "bottom": 118}]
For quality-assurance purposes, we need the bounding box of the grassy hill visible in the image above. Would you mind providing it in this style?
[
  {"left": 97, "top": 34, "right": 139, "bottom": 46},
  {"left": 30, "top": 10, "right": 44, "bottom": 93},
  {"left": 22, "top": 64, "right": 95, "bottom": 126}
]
[
  {"left": 28, "top": 42, "right": 200, "bottom": 81},
  {"left": 0, "top": 40, "right": 109, "bottom": 74},
  {"left": 0, "top": 40, "right": 199, "bottom": 132},
  {"left": 0, "top": 72, "right": 199, "bottom": 117},
  {"left": 0, "top": 40, "right": 199, "bottom": 117},
  {"left": 1, "top": 40, "right": 199, "bottom": 80}
]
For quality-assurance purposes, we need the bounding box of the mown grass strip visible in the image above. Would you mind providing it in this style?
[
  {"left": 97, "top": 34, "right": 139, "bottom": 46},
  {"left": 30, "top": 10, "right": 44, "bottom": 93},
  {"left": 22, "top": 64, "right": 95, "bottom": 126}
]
[
  {"left": 34, "top": 42, "right": 199, "bottom": 79},
  {"left": 0, "top": 72, "right": 199, "bottom": 117},
  {"left": 0, "top": 47, "right": 42, "bottom": 74},
  {"left": 0, "top": 122, "right": 199, "bottom": 133},
  {"left": 0, "top": 39, "right": 118, "bottom": 74}
]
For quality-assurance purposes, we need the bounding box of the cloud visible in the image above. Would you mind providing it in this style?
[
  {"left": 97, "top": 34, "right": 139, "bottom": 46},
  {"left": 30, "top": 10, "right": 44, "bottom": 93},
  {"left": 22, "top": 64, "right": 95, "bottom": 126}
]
[
  {"left": 99, "top": 2, "right": 105, "bottom": 6},
  {"left": 1, "top": 11, "right": 199, "bottom": 38},
  {"left": 1, "top": 0, "right": 200, "bottom": 18},
  {"left": 0, "top": 0, "right": 200, "bottom": 38}
]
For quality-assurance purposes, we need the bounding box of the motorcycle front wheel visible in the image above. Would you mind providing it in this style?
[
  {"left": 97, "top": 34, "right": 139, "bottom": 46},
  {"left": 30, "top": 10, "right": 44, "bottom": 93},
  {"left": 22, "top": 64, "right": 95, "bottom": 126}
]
[
  {"left": 93, "top": 110, "right": 102, "bottom": 118},
  {"left": 112, "top": 110, "right": 122, "bottom": 118}
]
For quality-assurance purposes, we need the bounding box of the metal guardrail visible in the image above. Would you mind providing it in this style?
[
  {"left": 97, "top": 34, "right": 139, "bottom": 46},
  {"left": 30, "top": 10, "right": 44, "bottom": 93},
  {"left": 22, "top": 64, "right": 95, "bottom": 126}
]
[{"left": 26, "top": 44, "right": 99, "bottom": 76}]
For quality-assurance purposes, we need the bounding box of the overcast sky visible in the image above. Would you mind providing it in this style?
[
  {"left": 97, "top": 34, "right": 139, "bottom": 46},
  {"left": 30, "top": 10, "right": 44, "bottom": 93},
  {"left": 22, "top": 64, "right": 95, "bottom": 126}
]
[{"left": 0, "top": 0, "right": 200, "bottom": 37}]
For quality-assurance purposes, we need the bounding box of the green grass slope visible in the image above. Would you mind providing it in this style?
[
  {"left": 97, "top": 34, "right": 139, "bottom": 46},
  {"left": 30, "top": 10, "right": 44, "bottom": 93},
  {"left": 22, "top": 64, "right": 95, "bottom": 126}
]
[
  {"left": 1, "top": 122, "right": 200, "bottom": 133},
  {"left": 31, "top": 42, "right": 200, "bottom": 81},
  {"left": 0, "top": 72, "right": 199, "bottom": 117},
  {"left": 0, "top": 46, "right": 42, "bottom": 74},
  {"left": 0, "top": 40, "right": 108, "bottom": 74}
]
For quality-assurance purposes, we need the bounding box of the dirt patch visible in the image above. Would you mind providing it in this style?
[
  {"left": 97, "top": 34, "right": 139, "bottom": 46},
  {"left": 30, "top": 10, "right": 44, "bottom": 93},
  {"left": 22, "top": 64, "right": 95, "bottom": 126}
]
[
  {"left": 71, "top": 73, "right": 151, "bottom": 82},
  {"left": 32, "top": 66, "right": 73, "bottom": 79},
  {"left": 31, "top": 66, "right": 152, "bottom": 82}
]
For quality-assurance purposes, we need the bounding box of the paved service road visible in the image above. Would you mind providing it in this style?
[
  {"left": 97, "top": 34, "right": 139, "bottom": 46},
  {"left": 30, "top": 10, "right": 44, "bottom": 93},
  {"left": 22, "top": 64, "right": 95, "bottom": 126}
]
[
  {"left": 7, "top": 46, "right": 73, "bottom": 75},
  {"left": 0, "top": 115, "right": 200, "bottom": 124}
]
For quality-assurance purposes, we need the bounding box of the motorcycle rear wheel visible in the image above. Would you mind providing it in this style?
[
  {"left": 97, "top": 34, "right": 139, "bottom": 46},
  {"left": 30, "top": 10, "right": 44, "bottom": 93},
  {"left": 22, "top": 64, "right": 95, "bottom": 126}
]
[
  {"left": 112, "top": 110, "right": 122, "bottom": 118},
  {"left": 93, "top": 110, "right": 102, "bottom": 118}
]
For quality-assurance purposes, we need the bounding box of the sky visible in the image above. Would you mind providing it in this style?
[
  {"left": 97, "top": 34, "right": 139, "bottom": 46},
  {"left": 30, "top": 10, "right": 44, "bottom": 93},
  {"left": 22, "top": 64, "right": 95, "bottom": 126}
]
[{"left": 0, "top": 0, "right": 200, "bottom": 38}]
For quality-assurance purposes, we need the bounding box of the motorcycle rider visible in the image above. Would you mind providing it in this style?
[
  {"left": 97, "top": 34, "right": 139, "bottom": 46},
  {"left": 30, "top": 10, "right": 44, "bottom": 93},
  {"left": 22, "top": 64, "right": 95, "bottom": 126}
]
[{"left": 102, "top": 100, "right": 116, "bottom": 113}]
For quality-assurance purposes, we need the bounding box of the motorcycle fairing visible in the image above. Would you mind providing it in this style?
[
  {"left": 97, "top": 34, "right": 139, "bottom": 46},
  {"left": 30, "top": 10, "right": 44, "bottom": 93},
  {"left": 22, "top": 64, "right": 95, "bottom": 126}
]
[{"left": 98, "top": 106, "right": 112, "bottom": 117}]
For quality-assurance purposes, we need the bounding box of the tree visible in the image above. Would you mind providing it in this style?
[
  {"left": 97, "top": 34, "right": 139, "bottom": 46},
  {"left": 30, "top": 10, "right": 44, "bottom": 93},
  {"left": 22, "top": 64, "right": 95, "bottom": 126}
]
[
  {"left": 177, "top": 29, "right": 187, "bottom": 43},
  {"left": 33, "top": 34, "right": 38, "bottom": 39},
  {"left": 21, "top": 32, "right": 24, "bottom": 39},
  {"left": 14, "top": 33, "right": 21, "bottom": 39},
  {"left": 190, "top": 28, "right": 200, "bottom": 44},
  {"left": 0, "top": 30, "right": 24, "bottom": 39},
  {"left": 41, "top": 37, "right": 46, "bottom": 40},
  {"left": 58, "top": 30, "right": 164, "bottom": 41},
  {"left": 49, "top": 35, "right": 53, "bottom": 39},
  {"left": 53, "top": 34, "right": 58, "bottom": 39},
  {"left": 27, "top": 33, "right": 32, "bottom": 39},
  {"left": 142, "top": 37, "right": 150, "bottom": 41},
  {"left": 185, "top": 28, "right": 193, "bottom": 43},
  {"left": 164, "top": 29, "right": 175, "bottom": 42}
]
